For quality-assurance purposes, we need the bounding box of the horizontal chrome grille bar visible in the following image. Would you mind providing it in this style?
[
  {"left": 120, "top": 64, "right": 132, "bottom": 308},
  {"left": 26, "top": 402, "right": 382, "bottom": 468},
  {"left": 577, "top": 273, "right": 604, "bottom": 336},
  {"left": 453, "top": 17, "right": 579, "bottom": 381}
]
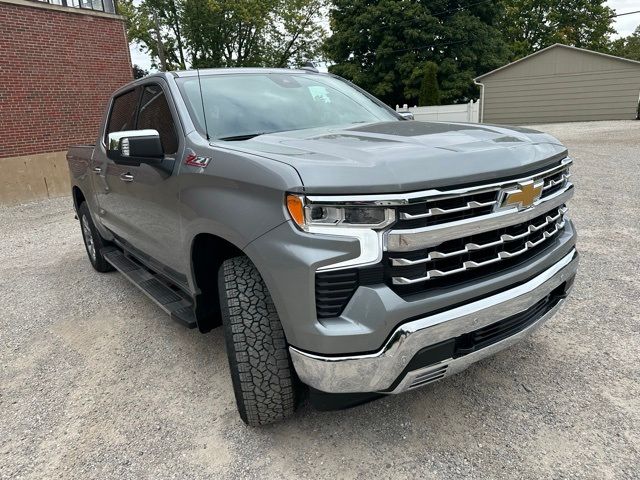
[
  {"left": 392, "top": 220, "right": 565, "bottom": 285},
  {"left": 386, "top": 183, "right": 573, "bottom": 252},
  {"left": 543, "top": 172, "right": 571, "bottom": 191},
  {"left": 399, "top": 200, "right": 498, "bottom": 220},
  {"left": 391, "top": 207, "right": 567, "bottom": 266}
]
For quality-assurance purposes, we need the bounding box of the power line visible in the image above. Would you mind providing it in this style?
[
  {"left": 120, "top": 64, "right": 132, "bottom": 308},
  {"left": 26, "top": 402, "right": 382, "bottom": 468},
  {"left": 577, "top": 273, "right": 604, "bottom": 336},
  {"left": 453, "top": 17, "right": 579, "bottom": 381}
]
[
  {"left": 365, "top": 0, "right": 498, "bottom": 34},
  {"left": 378, "top": 40, "right": 465, "bottom": 55},
  {"left": 374, "top": 36, "right": 478, "bottom": 56},
  {"left": 611, "top": 10, "right": 640, "bottom": 18},
  {"left": 431, "top": 0, "right": 496, "bottom": 17},
  {"left": 357, "top": 2, "right": 492, "bottom": 57}
]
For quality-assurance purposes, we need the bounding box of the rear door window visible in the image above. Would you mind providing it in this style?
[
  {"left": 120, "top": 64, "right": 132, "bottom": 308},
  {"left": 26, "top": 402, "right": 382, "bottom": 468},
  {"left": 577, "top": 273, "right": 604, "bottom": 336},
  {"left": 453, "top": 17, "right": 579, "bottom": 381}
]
[{"left": 137, "top": 84, "right": 179, "bottom": 154}]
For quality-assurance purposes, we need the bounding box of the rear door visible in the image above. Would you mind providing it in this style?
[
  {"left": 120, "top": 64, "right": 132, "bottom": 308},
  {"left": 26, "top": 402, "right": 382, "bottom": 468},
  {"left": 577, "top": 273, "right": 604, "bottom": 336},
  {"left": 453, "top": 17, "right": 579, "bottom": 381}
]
[{"left": 93, "top": 82, "right": 186, "bottom": 281}]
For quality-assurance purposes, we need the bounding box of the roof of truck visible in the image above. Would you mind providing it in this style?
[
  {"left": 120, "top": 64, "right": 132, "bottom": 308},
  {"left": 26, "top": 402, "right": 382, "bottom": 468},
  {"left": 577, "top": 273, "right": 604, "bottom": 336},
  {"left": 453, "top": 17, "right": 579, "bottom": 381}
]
[
  {"left": 171, "top": 67, "right": 321, "bottom": 78},
  {"left": 109, "top": 68, "right": 326, "bottom": 99}
]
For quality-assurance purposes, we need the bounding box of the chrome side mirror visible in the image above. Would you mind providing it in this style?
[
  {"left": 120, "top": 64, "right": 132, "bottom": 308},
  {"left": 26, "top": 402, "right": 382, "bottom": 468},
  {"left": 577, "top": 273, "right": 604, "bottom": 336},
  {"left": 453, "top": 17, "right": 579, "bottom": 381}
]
[
  {"left": 398, "top": 112, "right": 414, "bottom": 121},
  {"left": 106, "top": 129, "right": 163, "bottom": 164}
]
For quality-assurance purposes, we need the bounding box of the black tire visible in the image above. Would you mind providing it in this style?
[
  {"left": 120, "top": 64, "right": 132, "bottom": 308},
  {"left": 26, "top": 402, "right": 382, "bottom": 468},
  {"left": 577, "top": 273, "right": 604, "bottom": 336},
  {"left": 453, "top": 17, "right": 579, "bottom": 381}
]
[
  {"left": 218, "top": 256, "right": 297, "bottom": 426},
  {"left": 78, "top": 202, "right": 114, "bottom": 273}
]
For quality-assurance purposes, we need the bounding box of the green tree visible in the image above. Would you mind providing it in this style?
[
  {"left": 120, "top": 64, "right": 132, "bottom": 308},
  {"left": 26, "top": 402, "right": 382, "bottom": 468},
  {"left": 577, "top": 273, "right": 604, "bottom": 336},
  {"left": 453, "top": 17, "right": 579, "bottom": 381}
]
[
  {"left": 500, "top": 0, "right": 615, "bottom": 60},
  {"left": 418, "top": 62, "right": 440, "bottom": 106},
  {"left": 120, "top": 0, "right": 187, "bottom": 70},
  {"left": 609, "top": 25, "right": 640, "bottom": 62},
  {"left": 120, "top": 0, "right": 327, "bottom": 70},
  {"left": 324, "top": 0, "right": 509, "bottom": 106},
  {"left": 182, "top": 0, "right": 275, "bottom": 68},
  {"left": 132, "top": 65, "right": 149, "bottom": 79},
  {"left": 267, "top": 0, "right": 328, "bottom": 67}
]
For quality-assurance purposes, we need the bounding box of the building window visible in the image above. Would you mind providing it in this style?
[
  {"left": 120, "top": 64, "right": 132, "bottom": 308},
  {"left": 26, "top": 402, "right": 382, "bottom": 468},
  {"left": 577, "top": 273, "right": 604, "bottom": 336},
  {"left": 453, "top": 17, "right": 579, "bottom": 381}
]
[{"left": 32, "top": 0, "right": 116, "bottom": 14}]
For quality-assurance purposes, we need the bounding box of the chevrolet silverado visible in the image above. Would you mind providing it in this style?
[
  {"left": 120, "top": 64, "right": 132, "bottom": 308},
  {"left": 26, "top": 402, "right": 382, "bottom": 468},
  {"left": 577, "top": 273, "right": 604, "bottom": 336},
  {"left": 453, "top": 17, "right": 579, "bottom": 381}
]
[{"left": 67, "top": 68, "right": 578, "bottom": 426}]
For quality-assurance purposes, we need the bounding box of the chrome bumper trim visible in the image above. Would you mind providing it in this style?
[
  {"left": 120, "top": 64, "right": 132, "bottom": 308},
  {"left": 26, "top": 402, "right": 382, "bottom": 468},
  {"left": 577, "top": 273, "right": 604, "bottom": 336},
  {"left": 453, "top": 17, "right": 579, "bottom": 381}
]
[
  {"left": 290, "top": 248, "right": 578, "bottom": 394},
  {"left": 386, "top": 183, "right": 573, "bottom": 252},
  {"left": 388, "top": 298, "right": 563, "bottom": 393}
]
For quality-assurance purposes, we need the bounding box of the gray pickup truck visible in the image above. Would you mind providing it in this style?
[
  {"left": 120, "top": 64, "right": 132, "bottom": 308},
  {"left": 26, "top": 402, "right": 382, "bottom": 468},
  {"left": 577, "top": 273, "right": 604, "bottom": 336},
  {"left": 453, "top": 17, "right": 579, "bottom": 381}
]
[{"left": 67, "top": 68, "right": 578, "bottom": 426}]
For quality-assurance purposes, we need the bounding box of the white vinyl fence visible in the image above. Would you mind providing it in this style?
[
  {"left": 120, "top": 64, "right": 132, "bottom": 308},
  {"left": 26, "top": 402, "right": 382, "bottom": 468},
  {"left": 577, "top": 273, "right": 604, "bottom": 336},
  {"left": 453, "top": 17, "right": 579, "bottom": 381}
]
[{"left": 396, "top": 100, "right": 480, "bottom": 123}]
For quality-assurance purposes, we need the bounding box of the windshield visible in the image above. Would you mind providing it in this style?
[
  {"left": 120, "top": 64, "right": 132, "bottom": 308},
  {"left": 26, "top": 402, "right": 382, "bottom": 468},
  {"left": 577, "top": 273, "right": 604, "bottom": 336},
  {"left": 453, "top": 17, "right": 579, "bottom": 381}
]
[{"left": 176, "top": 73, "right": 399, "bottom": 140}]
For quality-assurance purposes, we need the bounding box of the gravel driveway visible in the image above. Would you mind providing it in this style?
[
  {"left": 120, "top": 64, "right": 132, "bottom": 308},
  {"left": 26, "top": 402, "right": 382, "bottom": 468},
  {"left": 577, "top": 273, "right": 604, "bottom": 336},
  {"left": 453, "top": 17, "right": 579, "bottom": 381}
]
[{"left": 1, "top": 121, "right": 639, "bottom": 479}]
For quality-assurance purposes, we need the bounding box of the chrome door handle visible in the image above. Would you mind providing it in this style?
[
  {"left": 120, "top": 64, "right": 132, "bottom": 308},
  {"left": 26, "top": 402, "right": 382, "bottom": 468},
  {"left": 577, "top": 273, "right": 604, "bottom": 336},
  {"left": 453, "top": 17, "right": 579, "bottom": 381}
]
[
  {"left": 93, "top": 167, "right": 102, "bottom": 174},
  {"left": 120, "top": 172, "right": 134, "bottom": 182}
]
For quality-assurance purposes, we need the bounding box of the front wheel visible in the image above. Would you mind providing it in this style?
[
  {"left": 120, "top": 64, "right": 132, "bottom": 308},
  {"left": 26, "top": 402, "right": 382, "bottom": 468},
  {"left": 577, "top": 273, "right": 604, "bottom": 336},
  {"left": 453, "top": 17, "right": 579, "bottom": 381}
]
[{"left": 218, "top": 256, "right": 298, "bottom": 426}]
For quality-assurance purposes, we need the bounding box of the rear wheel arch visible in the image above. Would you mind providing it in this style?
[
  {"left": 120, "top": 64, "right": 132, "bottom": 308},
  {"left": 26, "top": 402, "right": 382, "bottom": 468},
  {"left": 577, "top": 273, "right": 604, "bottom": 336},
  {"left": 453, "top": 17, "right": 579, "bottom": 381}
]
[
  {"left": 77, "top": 201, "right": 114, "bottom": 273},
  {"left": 72, "top": 186, "right": 86, "bottom": 213}
]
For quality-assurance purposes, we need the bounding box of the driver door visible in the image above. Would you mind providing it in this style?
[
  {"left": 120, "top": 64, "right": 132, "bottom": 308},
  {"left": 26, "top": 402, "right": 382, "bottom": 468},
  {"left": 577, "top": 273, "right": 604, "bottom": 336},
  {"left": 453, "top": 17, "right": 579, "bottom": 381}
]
[{"left": 92, "top": 82, "right": 185, "bottom": 279}]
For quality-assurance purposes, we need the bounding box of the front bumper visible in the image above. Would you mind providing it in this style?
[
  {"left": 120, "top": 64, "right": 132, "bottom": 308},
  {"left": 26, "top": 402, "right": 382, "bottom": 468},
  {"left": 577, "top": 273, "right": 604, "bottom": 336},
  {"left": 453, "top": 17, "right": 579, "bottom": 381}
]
[{"left": 290, "top": 248, "right": 578, "bottom": 394}]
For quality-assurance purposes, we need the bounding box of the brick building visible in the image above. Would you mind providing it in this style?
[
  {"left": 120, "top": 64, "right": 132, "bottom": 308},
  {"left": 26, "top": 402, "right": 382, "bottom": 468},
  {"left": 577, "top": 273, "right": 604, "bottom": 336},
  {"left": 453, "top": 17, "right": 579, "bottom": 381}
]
[{"left": 0, "top": 0, "right": 133, "bottom": 204}]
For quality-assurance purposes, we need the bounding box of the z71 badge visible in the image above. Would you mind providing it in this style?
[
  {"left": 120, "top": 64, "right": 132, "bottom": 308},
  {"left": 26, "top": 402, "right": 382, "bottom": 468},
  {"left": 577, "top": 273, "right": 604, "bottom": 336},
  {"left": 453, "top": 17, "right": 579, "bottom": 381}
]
[{"left": 184, "top": 151, "right": 211, "bottom": 168}]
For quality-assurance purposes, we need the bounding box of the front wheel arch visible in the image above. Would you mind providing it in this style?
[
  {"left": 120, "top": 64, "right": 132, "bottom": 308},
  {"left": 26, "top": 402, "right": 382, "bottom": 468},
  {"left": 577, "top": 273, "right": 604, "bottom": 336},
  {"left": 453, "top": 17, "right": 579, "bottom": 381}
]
[{"left": 189, "top": 232, "right": 243, "bottom": 333}]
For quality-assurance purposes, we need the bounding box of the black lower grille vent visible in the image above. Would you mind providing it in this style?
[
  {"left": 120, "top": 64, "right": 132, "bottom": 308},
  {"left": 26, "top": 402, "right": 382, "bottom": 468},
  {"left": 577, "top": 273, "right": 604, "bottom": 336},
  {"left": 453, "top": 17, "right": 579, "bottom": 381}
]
[{"left": 315, "top": 266, "right": 383, "bottom": 319}]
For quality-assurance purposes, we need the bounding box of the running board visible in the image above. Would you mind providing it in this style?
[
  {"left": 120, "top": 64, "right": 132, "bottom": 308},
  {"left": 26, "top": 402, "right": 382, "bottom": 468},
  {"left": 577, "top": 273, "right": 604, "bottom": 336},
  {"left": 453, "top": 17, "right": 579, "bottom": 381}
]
[{"left": 103, "top": 248, "right": 197, "bottom": 329}]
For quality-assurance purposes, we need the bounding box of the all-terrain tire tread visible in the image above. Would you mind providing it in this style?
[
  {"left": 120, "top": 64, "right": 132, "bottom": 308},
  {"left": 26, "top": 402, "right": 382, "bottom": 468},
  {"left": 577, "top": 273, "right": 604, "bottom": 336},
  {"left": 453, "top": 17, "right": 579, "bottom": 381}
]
[{"left": 218, "top": 256, "right": 296, "bottom": 426}]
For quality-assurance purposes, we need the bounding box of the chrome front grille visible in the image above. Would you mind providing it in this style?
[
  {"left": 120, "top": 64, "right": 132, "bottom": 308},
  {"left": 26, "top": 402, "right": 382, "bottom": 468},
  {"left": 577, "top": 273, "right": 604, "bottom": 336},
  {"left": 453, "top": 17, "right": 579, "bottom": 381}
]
[
  {"left": 394, "top": 158, "right": 572, "bottom": 230},
  {"left": 384, "top": 158, "right": 573, "bottom": 296},
  {"left": 388, "top": 206, "right": 567, "bottom": 286},
  {"left": 400, "top": 199, "right": 498, "bottom": 220},
  {"left": 391, "top": 207, "right": 566, "bottom": 268},
  {"left": 543, "top": 170, "right": 571, "bottom": 194},
  {"left": 387, "top": 159, "right": 573, "bottom": 253},
  {"left": 398, "top": 191, "right": 498, "bottom": 227}
]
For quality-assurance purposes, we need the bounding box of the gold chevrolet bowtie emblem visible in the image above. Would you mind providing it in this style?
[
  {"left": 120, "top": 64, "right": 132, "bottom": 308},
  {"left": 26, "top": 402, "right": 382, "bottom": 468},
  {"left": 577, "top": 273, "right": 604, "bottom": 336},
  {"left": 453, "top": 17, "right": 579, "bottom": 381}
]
[{"left": 501, "top": 180, "right": 544, "bottom": 210}]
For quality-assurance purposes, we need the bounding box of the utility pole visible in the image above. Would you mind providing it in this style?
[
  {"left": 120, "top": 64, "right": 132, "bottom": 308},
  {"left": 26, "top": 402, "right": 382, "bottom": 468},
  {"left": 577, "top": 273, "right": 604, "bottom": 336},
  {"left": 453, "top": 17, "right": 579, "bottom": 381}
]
[{"left": 153, "top": 9, "right": 168, "bottom": 72}]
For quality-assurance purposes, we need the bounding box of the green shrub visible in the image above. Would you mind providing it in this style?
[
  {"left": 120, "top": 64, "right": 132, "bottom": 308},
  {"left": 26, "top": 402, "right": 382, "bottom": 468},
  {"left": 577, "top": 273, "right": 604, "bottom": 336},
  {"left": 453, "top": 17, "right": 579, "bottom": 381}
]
[{"left": 419, "top": 62, "right": 441, "bottom": 106}]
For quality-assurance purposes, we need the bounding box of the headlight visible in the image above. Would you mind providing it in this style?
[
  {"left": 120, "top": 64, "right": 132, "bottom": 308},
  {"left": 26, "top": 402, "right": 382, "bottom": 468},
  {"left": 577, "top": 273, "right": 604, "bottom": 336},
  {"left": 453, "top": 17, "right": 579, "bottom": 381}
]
[
  {"left": 286, "top": 194, "right": 396, "bottom": 270},
  {"left": 286, "top": 194, "right": 395, "bottom": 231}
]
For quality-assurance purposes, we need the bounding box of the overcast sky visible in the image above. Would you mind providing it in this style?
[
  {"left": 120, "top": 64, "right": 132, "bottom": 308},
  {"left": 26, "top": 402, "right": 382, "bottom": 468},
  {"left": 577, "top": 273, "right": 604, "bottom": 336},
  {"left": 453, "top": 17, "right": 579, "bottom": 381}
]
[{"left": 129, "top": 0, "right": 640, "bottom": 71}]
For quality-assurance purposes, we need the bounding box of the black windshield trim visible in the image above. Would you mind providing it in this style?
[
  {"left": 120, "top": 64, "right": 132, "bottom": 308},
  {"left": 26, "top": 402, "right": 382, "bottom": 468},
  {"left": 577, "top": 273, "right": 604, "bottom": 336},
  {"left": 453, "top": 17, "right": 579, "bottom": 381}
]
[{"left": 218, "top": 133, "right": 266, "bottom": 141}]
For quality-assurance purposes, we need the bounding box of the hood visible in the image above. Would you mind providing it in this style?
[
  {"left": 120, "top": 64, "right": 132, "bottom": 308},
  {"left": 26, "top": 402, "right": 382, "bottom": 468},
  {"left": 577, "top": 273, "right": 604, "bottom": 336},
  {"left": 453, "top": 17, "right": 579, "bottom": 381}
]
[{"left": 220, "top": 121, "right": 567, "bottom": 194}]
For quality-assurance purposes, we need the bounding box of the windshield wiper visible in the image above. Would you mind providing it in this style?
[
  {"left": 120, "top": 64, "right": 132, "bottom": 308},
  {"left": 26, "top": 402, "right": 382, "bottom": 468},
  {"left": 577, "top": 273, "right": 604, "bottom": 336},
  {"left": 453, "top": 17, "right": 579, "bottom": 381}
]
[{"left": 218, "top": 133, "right": 266, "bottom": 141}]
